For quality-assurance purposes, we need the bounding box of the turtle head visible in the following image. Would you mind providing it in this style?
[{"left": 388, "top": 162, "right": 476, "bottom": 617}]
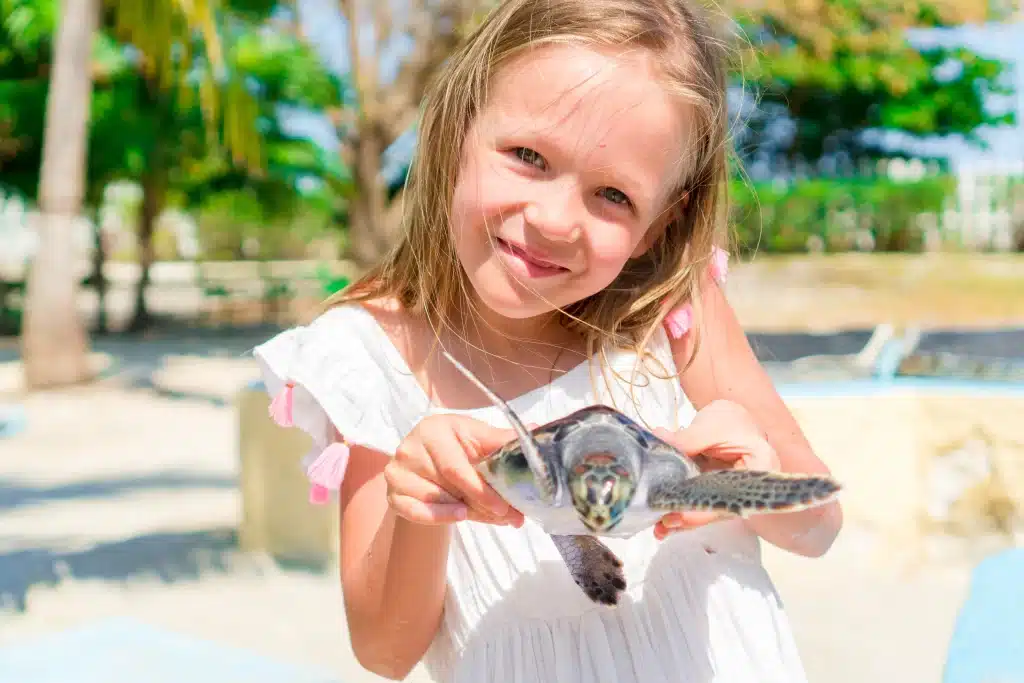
[{"left": 568, "top": 453, "right": 637, "bottom": 533}]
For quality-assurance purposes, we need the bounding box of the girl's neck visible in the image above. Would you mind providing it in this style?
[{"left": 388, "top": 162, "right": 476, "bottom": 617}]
[{"left": 445, "top": 297, "right": 587, "bottom": 374}]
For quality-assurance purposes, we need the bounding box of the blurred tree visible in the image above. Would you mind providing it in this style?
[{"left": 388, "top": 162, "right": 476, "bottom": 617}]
[
  {"left": 0, "top": 0, "right": 52, "bottom": 190},
  {"left": 2, "top": 0, "right": 348, "bottom": 339},
  {"left": 336, "top": 0, "right": 493, "bottom": 267},
  {"left": 6, "top": 0, "right": 269, "bottom": 388},
  {"left": 15, "top": 0, "right": 96, "bottom": 389},
  {"left": 97, "top": 0, "right": 273, "bottom": 331},
  {"left": 726, "top": 0, "right": 1017, "bottom": 167},
  {"left": 98, "top": 17, "right": 349, "bottom": 330}
]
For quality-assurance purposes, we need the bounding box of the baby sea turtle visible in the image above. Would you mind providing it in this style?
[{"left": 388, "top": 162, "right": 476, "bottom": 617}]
[{"left": 442, "top": 351, "right": 842, "bottom": 606}]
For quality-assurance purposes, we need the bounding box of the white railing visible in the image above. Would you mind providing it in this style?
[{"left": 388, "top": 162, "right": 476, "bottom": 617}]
[{"left": 942, "top": 160, "right": 1024, "bottom": 250}]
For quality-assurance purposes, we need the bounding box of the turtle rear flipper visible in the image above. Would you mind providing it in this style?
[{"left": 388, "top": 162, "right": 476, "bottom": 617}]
[
  {"left": 550, "top": 534, "right": 627, "bottom": 606},
  {"left": 647, "top": 469, "right": 841, "bottom": 517}
]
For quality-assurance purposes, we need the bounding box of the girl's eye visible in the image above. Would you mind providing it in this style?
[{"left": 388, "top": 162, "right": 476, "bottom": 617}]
[
  {"left": 514, "top": 147, "right": 547, "bottom": 170},
  {"left": 599, "top": 187, "right": 632, "bottom": 208}
]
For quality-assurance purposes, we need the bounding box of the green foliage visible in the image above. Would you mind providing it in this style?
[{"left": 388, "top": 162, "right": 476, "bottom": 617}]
[
  {"left": 0, "top": 0, "right": 350, "bottom": 247},
  {"left": 0, "top": 77, "right": 46, "bottom": 195},
  {"left": 315, "top": 265, "right": 349, "bottom": 297},
  {"left": 232, "top": 29, "right": 339, "bottom": 108},
  {"left": 733, "top": 0, "right": 1016, "bottom": 163},
  {"left": 730, "top": 173, "right": 956, "bottom": 254},
  {"left": 0, "top": 0, "right": 51, "bottom": 193},
  {"left": 0, "top": 0, "right": 54, "bottom": 64},
  {"left": 171, "top": 21, "right": 352, "bottom": 242},
  {"left": 878, "top": 47, "right": 1013, "bottom": 140}
]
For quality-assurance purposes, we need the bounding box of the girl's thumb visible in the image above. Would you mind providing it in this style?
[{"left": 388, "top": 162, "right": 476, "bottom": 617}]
[
  {"left": 653, "top": 425, "right": 719, "bottom": 457},
  {"left": 653, "top": 425, "right": 745, "bottom": 465},
  {"left": 459, "top": 418, "right": 544, "bottom": 463}
]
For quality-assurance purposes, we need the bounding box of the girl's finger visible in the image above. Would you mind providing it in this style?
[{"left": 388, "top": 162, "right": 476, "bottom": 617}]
[
  {"left": 466, "top": 507, "right": 525, "bottom": 527},
  {"left": 429, "top": 424, "right": 513, "bottom": 518},
  {"left": 384, "top": 464, "right": 463, "bottom": 505},
  {"left": 388, "top": 493, "right": 469, "bottom": 525},
  {"left": 654, "top": 511, "right": 726, "bottom": 539},
  {"left": 389, "top": 495, "right": 523, "bottom": 528},
  {"left": 394, "top": 436, "right": 444, "bottom": 483},
  {"left": 666, "top": 511, "right": 723, "bottom": 528},
  {"left": 655, "top": 425, "right": 748, "bottom": 462},
  {"left": 431, "top": 448, "right": 509, "bottom": 517},
  {"left": 692, "top": 454, "right": 735, "bottom": 472},
  {"left": 457, "top": 421, "right": 525, "bottom": 465},
  {"left": 386, "top": 458, "right": 517, "bottom": 525}
]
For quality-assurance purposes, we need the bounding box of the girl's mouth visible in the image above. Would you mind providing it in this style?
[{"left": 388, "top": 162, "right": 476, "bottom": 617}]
[{"left": 495, "top": 238, "right": 571, "bottom": 278}]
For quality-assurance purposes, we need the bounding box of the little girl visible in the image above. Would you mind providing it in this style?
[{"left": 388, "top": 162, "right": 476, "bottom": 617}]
[{"left": 254, "top": 0, "right": 843, "bottom": 681}]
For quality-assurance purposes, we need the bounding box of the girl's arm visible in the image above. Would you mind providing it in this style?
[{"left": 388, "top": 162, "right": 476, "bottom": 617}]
[
  {"left": 671, "top": 275, "right": 844, "bottom": 558},
  {"left": 336, "top": 446, "right": 451, "bottom": 680},
  {"left": 334, "top": 414, "right": 522, "bottom": 680}
]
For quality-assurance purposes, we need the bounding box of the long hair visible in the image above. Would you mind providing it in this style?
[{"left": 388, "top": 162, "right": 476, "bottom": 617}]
[{"left": 328, "top": 0, "right": 734, "bottom": 376}]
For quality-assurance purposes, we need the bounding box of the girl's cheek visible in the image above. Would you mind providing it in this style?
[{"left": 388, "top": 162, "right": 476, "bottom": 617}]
[
  {"left": 587, "top": 232, "right": 636, "bottom": 271},
  {"left": 467, "top": 164, "right": 525, "bottom": 214}
]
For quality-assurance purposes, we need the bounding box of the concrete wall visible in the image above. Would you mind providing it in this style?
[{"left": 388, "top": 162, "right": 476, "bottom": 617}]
[
  {"left": 237, "top": 388, "right": 339, "bottom": 569},
  {"left": 786, "top": 389, "right": 1024, "bottom": 565}
]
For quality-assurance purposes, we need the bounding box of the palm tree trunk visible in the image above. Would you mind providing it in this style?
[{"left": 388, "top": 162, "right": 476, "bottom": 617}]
[
  {"left": 20, "top": 0, "right": 98, "bottom": 390},
  {"left": 90, "top": 209, "right": 108, "bottom": 335},
  {"left": 127, "top": 78, "right": 168, "bottom": 333},
  {"left": 127, "top": 164, "right": 164, "bottom": 332},
  {"left": 347, "top": 129, "right": 391, "bottom": 268}
]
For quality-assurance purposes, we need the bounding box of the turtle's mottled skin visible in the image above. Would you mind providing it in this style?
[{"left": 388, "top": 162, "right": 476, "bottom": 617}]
[{"left": 443, "top": 351, "right": 842, "bottom": 606}]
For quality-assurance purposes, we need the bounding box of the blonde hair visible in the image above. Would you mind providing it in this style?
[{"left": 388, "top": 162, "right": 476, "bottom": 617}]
[{"left": 328, "top": 0, "right": 734, "bottom": 374}]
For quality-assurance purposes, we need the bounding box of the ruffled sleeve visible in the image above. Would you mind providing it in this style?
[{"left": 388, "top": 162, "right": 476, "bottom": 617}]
[{"left": 251, "top": 304, "right": 427, "bottom": 504}]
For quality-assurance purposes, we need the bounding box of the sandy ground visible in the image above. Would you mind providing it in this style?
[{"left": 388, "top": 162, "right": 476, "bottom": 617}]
[{"left": 0, "top": 349, "right": 984, "bottom": 683}]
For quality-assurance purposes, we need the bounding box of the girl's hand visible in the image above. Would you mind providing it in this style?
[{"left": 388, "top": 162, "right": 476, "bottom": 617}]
[
  {"left": 384, "top": 413, "right": 526, "bottom": 528},
  {"left": 651, "top": 400, "right": 781, "bottom": 540}
]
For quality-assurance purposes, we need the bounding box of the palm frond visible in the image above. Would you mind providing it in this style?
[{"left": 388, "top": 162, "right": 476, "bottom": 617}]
[{"left": 104, "top": 0, "right": 266, "bottom": 174}]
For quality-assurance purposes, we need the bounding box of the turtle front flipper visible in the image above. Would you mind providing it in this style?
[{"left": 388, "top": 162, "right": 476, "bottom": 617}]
[
  {"left": 646, "top": 469, "right": 841, "bottom": 517},
  {"left": 442, "top": 350, "right": 557, "bottom": 504},
  {"left": 550, "top": 534, "right": 627, "bottom": 606}
]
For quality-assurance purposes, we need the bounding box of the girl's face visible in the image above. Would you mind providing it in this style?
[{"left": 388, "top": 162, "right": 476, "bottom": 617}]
[{"left": 450, "top": 43, "right": 688, "bottom": 322}]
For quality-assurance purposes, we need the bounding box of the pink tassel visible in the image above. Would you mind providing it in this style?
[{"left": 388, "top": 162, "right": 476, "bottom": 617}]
[
  {"left": 308, "top": 484, "right": 330, "bottom": 505},
  {"left": 709, "top": 246, "right": 729, "bottom": 285},
  {"left": 306, "top": 441, "right": 351, "bottom": 505},
  {"left": 268, "top": 382, "right": 295, "bottom": 428},
  {"left": 664, "top": 303, "right": 693, "bottom": 339}
]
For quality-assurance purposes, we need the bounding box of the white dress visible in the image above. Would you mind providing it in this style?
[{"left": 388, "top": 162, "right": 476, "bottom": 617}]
[{"left": 253, "top": 304, "right": 809, "bottom": 683}]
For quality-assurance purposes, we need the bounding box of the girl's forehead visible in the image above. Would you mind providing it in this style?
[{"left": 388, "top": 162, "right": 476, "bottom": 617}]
[
  {"left": 492, "top": 44, "right": 677, "bottom": 121},
  {"left": 482, "top": 44, "right": 690, "bottom": 182}
]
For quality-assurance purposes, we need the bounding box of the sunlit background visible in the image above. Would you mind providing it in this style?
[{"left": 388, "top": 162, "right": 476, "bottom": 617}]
[{"left": 1, "top": 1, "right": 1023, "bottom": 682}]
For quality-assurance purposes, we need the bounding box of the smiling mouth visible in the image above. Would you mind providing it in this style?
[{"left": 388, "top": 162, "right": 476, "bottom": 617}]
[{"left": 495, "top": 238, "right": 570, "bottom": 277}]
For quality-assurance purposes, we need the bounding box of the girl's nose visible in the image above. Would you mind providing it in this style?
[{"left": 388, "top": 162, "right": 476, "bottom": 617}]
[{"left": 523, "top": 185, "right": 583, "bottom": 243}]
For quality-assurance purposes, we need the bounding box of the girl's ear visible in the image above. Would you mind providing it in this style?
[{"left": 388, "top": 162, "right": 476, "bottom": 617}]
[{"left": 631, "top": 192, "right": 689, "bottom": 258}]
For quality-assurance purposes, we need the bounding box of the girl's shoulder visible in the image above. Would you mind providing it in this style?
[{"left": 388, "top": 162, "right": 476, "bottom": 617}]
[{"left": 251, "top": 298, "right": 431, "bottom": 458}]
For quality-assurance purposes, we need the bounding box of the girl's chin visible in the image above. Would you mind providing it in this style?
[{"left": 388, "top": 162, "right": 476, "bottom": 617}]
[
  {"left": 468, "top": 271, "right": 565, "bottom": 320},
  {"left": 474, "top": 290, "right": 552, "bottom": 320},
  {"left": 463, "top": 258, "right": 607, "bottom": 322}
]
